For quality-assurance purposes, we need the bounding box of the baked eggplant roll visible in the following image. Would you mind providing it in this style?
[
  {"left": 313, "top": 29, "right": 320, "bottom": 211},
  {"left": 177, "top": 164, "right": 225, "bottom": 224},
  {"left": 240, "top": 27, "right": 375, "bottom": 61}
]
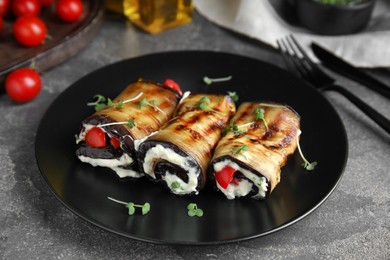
[
  {"left": 137, "top": 93, "right": 236, "bottom": 195},
  {"left": 208, "top": 102, "right": 300, "bottom": 199},
  {"left": 76, "top": 79, "right": 181, "bottom": 178}
]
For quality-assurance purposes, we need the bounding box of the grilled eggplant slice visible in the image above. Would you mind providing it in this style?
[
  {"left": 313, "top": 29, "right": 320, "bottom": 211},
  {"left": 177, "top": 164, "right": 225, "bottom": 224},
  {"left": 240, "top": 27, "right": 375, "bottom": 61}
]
[
  {"left": 137, "top": 93, "right": 236, "bottom": 195},
  {"left": 76, "top": 79, "right": 181, "bottom": 178},
  {"left": 208, "top": 102, "right": 300, "bottom": 199}
]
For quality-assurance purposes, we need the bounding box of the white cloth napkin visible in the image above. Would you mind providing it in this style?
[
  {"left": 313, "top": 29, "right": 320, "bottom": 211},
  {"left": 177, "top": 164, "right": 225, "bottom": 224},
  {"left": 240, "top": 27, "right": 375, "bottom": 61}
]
[{"left": 194, "top": 0, "right": 390, "bottom": 68}]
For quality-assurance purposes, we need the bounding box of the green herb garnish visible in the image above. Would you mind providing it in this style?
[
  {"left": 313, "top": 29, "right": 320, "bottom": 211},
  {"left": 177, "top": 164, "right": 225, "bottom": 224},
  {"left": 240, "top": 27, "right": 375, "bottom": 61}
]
[
  {"left": 138, "top": 98, "right": 159, "bottom": 108},
  {"left": 227, "top": 91, "right": 239, "bottom": 102},
  {"left": 87, "top": 92, "right": 144, "bottom": 111},
  {"left": 108, "top": 197, "right": 151, "bottom": 216},
  {"left": 150, "top": 99, "right": 159, "bottom": 106},
  {"left": 257, "top": 177, "right": 263, "bottom": 187},
  {"left": 87, "top": 94, "right": 107, "bottom": 111},
  {"left": 107, "top": 98, "right": 114, "bottom": 107},
  {"left": 98, "top": 118, "right": 136, "bottom": 129},
  {"left": 203, "top": 75, "right": 232, "bottom": 85},
  {"left": 222, "top": 125, "right": 230, "bottom": 136},
  {"left": 127, "top": 118, "right": 136, "bottom": 128},
  {"left": 138, "top": 97, "right": 165, "bottom": 114},
  {"left": 231, "top": 118, "right": 246, "bottom": 136},
  {"left": 187, "top": 203, "right": 204, "bottom": 217},
  {"left": 296, "top": 131, "right": 317, "bottom": 171},
  {"left": 117, "top": 100, "right": 123, "bottom": 109},
  {"left": 138, "top": 97, "right": 147, "bottom": 108},
  {"left": 234, "top": 144, "right": 249, "bottom": 155},
  {"left": 230, "top": 119, "right": 239, "bottom": 135},
  {"left": 223, "top": 118, "right": 246, "bottom": 136},
  {"left": 254, "top": 107, "right": 265, "bottom": 120},
  {"left": 254, "top": 107, "right": 269, "bottom": 131},
  {"left": 171, "top": 181, "right": 181, "bottom": 190},
  {"left": 223, "top": 120, "right": 255, "bottom": 137},
  {"left": 198, "top": 96, "right": 211, "bottom": 110}
]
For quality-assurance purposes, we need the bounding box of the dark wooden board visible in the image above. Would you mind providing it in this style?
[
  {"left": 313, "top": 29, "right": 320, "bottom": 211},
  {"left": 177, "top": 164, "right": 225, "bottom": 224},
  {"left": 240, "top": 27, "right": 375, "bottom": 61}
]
[{"left": 0, "top": 0, "right": 104, "bottom": 87}]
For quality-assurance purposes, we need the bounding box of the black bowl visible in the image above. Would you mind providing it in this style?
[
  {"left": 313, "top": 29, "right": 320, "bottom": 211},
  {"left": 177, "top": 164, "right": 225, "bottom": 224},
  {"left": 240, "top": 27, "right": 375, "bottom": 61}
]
[{"left": 295, "top": 0, "right": 376, "bottom": 35}]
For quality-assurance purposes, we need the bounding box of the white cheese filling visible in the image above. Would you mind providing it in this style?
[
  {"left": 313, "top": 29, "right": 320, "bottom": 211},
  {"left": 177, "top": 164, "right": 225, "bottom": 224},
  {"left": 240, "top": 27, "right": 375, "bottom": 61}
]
[
  {"left": 213, "top": 160, "right": 268, "bottom": 199},
  {"left": 179, "top": 91, "right": 191, "bottom": 104},
  {"left": 78, "top": 154, "right": 143, "bottom": 178},
  {"left": 76, "top": 124, "right": 142, "bottom": 178},
  {"left": 134, "top": 131, "right": 157, "bottom": 151},
  {"left": 142, "top": 144, "right": 199, "bottom": 195}
]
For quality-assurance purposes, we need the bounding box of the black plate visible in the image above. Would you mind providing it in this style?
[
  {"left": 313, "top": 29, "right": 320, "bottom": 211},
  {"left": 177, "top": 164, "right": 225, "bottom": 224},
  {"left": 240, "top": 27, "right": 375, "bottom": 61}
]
[{"left": 35, "top": 51, "right": 348, "bottom": 245}]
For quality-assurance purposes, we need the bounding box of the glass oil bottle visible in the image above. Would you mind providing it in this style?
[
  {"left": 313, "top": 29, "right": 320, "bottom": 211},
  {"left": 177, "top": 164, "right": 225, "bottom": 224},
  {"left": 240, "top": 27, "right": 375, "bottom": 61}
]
[{"left": 105, "top": 0, "right": 194, "bottom": 34}]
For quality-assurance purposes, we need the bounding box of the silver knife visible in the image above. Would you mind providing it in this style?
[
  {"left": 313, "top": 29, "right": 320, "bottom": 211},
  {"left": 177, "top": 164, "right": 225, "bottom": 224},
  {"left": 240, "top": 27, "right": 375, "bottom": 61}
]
[{"left": 311, "top": 42, "right": 390, "bottom": 100}]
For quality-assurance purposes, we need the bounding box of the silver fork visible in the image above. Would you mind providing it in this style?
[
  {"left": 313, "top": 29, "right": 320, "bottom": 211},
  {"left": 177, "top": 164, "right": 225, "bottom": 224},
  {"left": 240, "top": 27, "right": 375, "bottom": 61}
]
[{"left": 277, "top": 35, "right": 390, "bottom": 135}]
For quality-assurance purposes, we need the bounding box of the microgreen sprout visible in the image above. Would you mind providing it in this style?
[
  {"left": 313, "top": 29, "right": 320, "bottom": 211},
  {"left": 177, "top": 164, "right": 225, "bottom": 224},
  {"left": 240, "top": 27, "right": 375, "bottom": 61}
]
[
  {"left": 87, "top": 92, "right": 144, "bottom": 111},
  {"left": 108, "top": 197, "right": 151, "bottom": 215},
  {"left": 171, "top": 181, "right": 181, "bottom": 190},
  {"left": 187, "top": 203, "right": 204, "bottom": 217},
  {"left": 223, "top": 120, "right": 256, "bottom": 136},
  {"left": 203, "top": 75, "right": 232, "bottom": 85},
  {"left": 250, "top": 176, "right": 264, "bottom": 187},
  {"left": 198, "top": 96, "right": 211, "bottom": 110},
  {"left": 296, "top": 131, "right": 317, "bottom": 171},
  {"left": 227, "top": 91, "right": 239, "bottom": 102},
  {"left": 138, "top": 97, "right": 166, "bottom": 115},
  {"left": 254, "top": 107, "right": 265, "bottom": 120},
  {"left": 257, "top": 177, "right": 263, "bottom": 187},
  {"left": 224, "top": 118, "right": 246, "bottom": 136},
  {"left": 97, "top": 118, "right": 136, "bottom": 129},
  {"left": 107, "top": 98, "right": 114, "bottom": 107},
  {"left": 254, "top": 107, "right": 269, "bottom": 131},
  {"left": 223, "top": 125, "right": 230, "bottom": 136},
  {"left": 138, "top": 97, "right": 147, "bottom": 108},
  {"left": 234, "top": 144, "right": 249, "bottom": 155},
  {"left": 127, "top": 118, "right": 136, "bottom": 128},
  {"left": 87, "top": 94, "right": 107, "bottom": 111},
  {"left": 231, "top": 119, "right": 242, "bottom": 136},
  {"left": 122, "top": 92, "right": 143, "bottom": 104}
]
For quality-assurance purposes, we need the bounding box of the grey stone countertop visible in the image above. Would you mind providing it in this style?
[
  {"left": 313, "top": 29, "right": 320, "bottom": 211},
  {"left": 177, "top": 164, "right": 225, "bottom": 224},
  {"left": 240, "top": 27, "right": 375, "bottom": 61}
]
[{"left": 1, "top": 10, "right": 389, "bottom": 260}]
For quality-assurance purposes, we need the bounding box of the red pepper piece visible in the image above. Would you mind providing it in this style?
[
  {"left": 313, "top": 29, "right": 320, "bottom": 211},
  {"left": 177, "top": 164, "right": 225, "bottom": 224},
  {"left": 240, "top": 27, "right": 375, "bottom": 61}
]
[
  {"left": 230, "top": 178, "right": 239, "bottom": 186},
  {"left": 215, "top": 166, "right": 236, "bottom": 189},
  {"left": 110, "top": 137, "right": 120, "bottom": 149},
  {"left": 163, "top": 79, "right": 183, "bottom": 96},
  {"left": 85, "top": 127, "right": 106, "bottom": 148},
  {"left": 152, "top": 161, "right": 157, "bottom": 171}
]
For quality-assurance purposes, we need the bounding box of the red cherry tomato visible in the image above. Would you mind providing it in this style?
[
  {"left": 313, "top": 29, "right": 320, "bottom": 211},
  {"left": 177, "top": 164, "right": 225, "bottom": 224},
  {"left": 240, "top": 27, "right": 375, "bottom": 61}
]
[
  {"left": 39, "top": 0, "right": 53, "bottom": 8},
  {"left": 215, "top": 166, "right": 236, "bottom": 189},
  {"left": 0, "top": 0, "right": 10, "bottom": 17},
  {"left": 110, "top": 137, "right": 120, "bottom": 149},
  {"left": 12, "top": 0, "right": 40, "bottom": 17},
  {"left": 5, "top": 68, "right": 41, "bottom": 103},
  {"left": 164, "top": 79, "right": 182, "bottom": 96},
  {"left": 13, "top": 16, "right": 47, "bottom": 46},
  {"left": 85, "top": 127, "right": 106, "bottom": 148},
  {"left": 56, "top": 0, "right": 83, "bottom": 22}
]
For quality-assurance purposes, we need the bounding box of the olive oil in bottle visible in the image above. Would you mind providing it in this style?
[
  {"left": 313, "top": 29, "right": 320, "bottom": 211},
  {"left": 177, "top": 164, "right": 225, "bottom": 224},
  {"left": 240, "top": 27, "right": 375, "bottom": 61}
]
[{"left": 123, "top": 0, "right": 193, "bottom": 34}]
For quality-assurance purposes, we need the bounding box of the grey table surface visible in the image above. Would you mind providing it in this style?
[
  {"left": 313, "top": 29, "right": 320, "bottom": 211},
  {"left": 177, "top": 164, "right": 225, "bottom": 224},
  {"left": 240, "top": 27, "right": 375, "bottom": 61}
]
[{"left": 1, "top": 10, "right": 390, "bottom": 260}]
